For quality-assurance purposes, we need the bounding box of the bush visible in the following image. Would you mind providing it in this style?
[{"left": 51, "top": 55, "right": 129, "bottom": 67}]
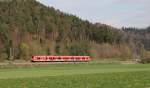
[
  {"left": 66, "top": 41, "right": 90, "bottom": 56},
  {"left": 140, "top": 48, "right": 150, "bottom": 63},
  {"left": 0, "top": 23, "right": 9, "bottom": 43},
  {"left": 140, "top": 58, "right": 150, "bottom": 64},
  {"left": 55, "top": 45, "right": 60, "bottom": 55},
  {"left": 19, "top": 43, "right": 29, "bottom": 60},
  {"left": 0, "top": 53, "right": 8, "bottom": 61},
  {"left": 30, "top": 41, "right": 47, "bottom": 56}
]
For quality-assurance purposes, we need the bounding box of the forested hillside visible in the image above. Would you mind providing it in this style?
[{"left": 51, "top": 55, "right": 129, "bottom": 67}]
[
  {"left": 122, "top": 27, "right": 150, "bottom": 50},
  {"left": 122, "top": 27, "right": 150, "bottom": 62},
  {"left": 0, "top": 0, "right": 149, "bottom": 61}
]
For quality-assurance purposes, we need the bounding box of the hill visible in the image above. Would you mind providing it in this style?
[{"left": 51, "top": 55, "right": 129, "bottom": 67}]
[
  {"left": 0, "top": 0, "right": 122, "bottom": 61},
  {"left": 0, "top": 0, "right": 149, "bottom": 62},
  {"left": 122, "top": 26, "right": 150, "bottom": 50}
]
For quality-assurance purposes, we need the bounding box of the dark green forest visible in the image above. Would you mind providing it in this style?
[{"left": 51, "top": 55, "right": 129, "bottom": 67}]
[{"left": 0, "top": 0, "right": 149, "bottom": 62}]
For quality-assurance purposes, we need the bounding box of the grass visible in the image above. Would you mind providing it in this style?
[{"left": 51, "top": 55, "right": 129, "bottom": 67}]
[{"left": 0, "top": 64, "right": 150, "bottom": 88}]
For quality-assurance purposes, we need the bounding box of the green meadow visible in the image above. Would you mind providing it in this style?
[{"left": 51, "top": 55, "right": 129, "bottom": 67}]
[{"left": 0, "top": 64, "right": 150, "bottom": 88}]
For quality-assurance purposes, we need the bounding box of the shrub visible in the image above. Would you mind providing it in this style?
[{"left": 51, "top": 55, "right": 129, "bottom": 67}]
[
  {"left": 66, "top": 41, "right": 90, "bottom": 56},
  {"left": 0, "top": 23, "right": 9, "bottom": 43},
  {"left": 46, "top": 48, "right": 51, "bottom": 55},
  {"left": 140, "top": 58, "right": 150, "bottom": 64},
  {"left": 19, "top": 43, "right": 29, "bottom": 60},
  {"left": 30, "top": 41, "right": 47, "bottom": 56},
  {"left": 140, "top": 48, "right": 150, "bottom": 63},
  {"left": 0, "top": 53, "right": 8, "bottom": 61},
  {"left": 55, "top": 45, "right": 60, "bottom": 55}
]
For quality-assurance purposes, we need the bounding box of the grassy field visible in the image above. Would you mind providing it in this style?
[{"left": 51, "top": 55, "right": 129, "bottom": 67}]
[{"left": 0, "top": 64, "right": 150, "bottom": 88}]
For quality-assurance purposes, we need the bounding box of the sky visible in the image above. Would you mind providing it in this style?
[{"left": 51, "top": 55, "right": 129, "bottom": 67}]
[{"left": 37, "top": 0, "right": 150, "bottom": 28}]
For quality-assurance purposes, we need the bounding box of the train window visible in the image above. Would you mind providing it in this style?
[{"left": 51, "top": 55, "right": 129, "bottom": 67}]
[
  {"left": 77, "top": 57, "right": 80, "bottom": 59},
  {"left": 46, "top": 57, "right": 48, "bottom": 60},
  {"left": 49, "top": 57, "right": 52, "bottom": 60},
  {"left": 64, "top": 57, "right": 67, "bottom": 60},
  {"left": 63, "top": 57, "right": 66, "bottom": 60},
  {"left": 71, "top": 57, "right": 74, "bottom": 59},
  {"left": 58, "top": 57, "right": 61, "bottom": 59}
]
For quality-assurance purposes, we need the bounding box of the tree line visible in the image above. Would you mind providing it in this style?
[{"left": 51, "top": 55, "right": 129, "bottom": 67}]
[{"left": 0, "top": 0, "right": 149, "bottom": 62}]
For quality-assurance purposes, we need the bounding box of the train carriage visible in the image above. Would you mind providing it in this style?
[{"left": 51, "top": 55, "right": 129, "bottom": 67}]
[{"left": 31, "top": 56, "right": 91, "bottom": 62}]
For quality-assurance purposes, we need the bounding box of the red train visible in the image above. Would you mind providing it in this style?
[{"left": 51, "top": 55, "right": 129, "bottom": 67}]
[{"left": 31, "top": 56, "right": 91, "bottom": 62}]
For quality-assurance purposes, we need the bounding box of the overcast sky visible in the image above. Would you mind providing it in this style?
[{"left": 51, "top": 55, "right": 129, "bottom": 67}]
[{"left": 37, "top": 0, "right": 150, "bottom": 28}]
